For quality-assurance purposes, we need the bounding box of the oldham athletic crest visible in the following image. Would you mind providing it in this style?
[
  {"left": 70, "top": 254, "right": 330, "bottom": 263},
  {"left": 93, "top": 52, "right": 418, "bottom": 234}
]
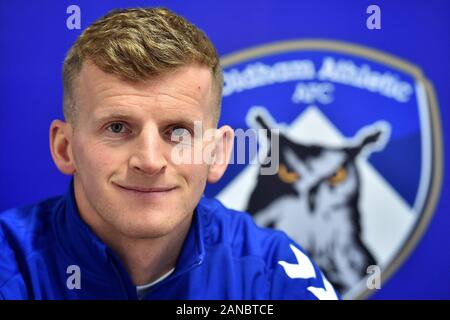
[{"left": 212, "top": 40, "right": 443, "bottom": 299}]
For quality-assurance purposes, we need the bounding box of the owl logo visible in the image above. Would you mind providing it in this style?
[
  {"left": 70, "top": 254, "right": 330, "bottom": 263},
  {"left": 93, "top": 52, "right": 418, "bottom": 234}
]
[
  {"left": 216, "top": 40, "right": 443, "bottom": 299},
  {"left": 245, "top": 107, "right": 390, "bottom": 293}
]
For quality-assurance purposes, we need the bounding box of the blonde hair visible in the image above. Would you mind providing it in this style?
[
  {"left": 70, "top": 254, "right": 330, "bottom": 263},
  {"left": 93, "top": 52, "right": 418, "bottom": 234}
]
[{"left": 62, "top": 7, "right": 223, "bottom": 124}]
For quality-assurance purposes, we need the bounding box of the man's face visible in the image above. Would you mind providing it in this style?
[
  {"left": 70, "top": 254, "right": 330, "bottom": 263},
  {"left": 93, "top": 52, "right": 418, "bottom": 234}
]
[{"left": 69, "top": 62, "right": 217, "bottom": 239}]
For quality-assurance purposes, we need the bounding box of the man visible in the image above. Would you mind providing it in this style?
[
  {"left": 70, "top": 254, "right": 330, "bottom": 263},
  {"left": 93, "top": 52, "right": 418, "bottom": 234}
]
[{"left": 0, "top": 7, "right": 338, "bottom": 300}]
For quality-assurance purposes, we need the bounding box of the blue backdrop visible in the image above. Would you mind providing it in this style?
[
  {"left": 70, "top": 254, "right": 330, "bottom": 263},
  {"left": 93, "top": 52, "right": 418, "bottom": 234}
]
[{"left": 0, "top": 0, "right": 448, "bottom": 299}]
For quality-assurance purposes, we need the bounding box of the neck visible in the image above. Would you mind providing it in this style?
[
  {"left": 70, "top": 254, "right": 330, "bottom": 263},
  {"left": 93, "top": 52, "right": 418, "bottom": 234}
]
[
  {"left": 73, "top": 183, "right": 192, "bottom": 286},
  {"left": 106, "top": 217, "right": 191, "bottom": 285}
]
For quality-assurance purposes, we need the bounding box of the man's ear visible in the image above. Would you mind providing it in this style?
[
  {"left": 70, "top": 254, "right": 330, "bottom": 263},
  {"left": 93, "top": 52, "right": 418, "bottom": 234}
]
[
  {"left": 207, "top": 125, "right": 234, "bottom": 183},
  {"left": 49, "top": 120, "right": 75, "bottom": 175}
]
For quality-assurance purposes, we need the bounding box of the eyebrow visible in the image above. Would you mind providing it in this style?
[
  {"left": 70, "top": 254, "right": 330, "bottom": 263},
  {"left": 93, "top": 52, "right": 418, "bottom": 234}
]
[
  {"left": 92, "top": 112, "right": 138, "bottom": 124},
  {"left": 92, "top": 111, "right": 201, "bottom": 128}
]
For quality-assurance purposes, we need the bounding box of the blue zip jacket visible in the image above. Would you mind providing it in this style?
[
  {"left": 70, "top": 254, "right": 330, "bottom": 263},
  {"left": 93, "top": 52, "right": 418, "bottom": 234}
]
[{"left": 0, "top": 181, "right": 339, "bottom": 300}]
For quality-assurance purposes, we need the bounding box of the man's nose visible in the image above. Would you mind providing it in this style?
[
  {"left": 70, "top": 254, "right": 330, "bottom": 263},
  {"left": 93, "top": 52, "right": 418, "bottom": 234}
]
[{"left": 129, "top": 127, "right": 167, "bottom": 176}]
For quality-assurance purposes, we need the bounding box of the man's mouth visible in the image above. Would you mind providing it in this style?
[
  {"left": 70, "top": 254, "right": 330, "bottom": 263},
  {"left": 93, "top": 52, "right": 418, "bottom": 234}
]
[{"left": 113, "top": 182, "right": 178, "bottom": 194}]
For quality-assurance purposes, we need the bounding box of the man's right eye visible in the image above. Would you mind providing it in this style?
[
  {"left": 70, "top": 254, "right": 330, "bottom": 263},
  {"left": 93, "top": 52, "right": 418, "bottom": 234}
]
[{"left": 106, "top": 122, "right": 128, "bottom": 134}]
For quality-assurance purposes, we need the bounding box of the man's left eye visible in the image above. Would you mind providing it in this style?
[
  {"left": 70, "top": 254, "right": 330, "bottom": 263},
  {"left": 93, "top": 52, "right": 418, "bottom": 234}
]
[{"left": 170, "top": 127, "right": 191, "bottom": 137}]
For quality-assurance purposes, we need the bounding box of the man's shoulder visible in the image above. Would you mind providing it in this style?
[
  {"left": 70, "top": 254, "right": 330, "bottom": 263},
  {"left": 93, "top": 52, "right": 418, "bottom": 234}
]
[
  {"left": 197, "top": 197, "right": 340, "bottom": 300},
  {"left": 0, "top": 195, "right": 63, "bottom": 236},
  {"left": 198, "top": 196, "right": 299, "bottom": 268},
  {"left": 0, "top": 195, "right": 64, "bottom": 290}
]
